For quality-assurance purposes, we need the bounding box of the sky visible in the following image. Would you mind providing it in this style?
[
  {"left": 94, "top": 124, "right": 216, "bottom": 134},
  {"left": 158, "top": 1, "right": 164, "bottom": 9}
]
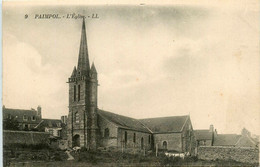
[{"left": 2, "top": 1, "right": 260, "bottom": 135}]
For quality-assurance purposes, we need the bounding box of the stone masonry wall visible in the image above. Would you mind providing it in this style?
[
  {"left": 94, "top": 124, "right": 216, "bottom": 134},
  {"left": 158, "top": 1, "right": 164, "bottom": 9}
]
[
  {"left": 198, "top": 146, "right": 259, "bottom": 164},
  {"left": 98, "top": 115, "right": 118, "bottom": 148},
  {"left": 154, "top": 133, "right": 182, "bottom": 152},
  {"left": 117, "top": 128, "right": 152, "bottom": 151}
]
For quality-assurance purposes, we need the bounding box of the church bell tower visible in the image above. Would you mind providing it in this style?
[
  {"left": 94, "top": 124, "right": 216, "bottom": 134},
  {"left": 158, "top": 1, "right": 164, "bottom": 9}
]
[{"left": 67, "top": 18, "right": 98, "bottom": 150}]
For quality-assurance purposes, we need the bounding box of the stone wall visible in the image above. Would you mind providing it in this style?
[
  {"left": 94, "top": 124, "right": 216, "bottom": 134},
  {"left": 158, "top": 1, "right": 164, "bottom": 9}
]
[
  {"left": 198, "top": 146, "right": 259, "bottom": 164},
  {"left": 98, "top": 115, "right": 118, "bottom": 148},
  {"left": 3, "top": 130, "right": 49, "bottom": 146},
  {"left": 117, "top": 128, "right": 152, "bottom": 150},
  {"left": 154, "top": 133, "right": 182, "bottom": 152}
]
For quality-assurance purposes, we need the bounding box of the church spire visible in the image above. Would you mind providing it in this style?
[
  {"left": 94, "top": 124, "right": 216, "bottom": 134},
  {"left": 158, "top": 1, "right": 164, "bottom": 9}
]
[
  {"left": 91, "top": 62, "right": 97, "bottom": 73},
  {"left": 71, "top": 66, "right": 77, "bottom": 77},
  {"left": 77, "top": 18, "right": 90, "bottom": 74}
]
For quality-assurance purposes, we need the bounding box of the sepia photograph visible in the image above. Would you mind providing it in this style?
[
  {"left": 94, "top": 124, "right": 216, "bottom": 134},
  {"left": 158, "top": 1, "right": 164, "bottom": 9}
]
[{"left": 2, "top": 1, "right": 259, "bottom": 166}]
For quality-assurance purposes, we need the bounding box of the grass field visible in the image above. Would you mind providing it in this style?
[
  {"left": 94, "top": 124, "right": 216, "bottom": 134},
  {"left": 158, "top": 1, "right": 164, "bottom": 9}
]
[{"left": 4, "top": 148, "right": 258, "bottom": 167}]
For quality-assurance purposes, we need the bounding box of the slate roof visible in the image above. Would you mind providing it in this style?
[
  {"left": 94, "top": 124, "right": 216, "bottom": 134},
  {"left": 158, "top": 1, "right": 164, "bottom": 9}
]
[
  {"left": 97, "top": 110, "right": 150, "bottom": 133},
  {"left": 213, "top": 134, "right": 241, "bottom": 146},
  {"left": 3, "top": 107, "right": 41, "bottom": 123},
  {"left": 139, "top": 115, "right": 189, "bottom": 133},
  {"left": 35, "top": 119, "right": 63, "bottom": 131},
  {"left": 194, "top": 130, "right": 213, "bottom": 140}
]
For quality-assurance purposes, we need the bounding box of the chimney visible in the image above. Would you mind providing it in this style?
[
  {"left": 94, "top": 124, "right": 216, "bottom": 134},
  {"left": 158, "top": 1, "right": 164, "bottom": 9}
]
[
  {"left": 37, "top": 106, "right": 42, "bottom": 118},
  {"left": 64, "top": 116, "right": 67, "bottom": 124},
  {"left": 61, "top": 116, "right": 64, "bottom": 123},
  {"left": 61, "top": 115, "right": 68, "bottom": 124},
  {"left": 241, "top": 128, "right": 251, "bottom": 137},
  {"left": 214, "top": 129, "right": 218, "bottom": 135},
  {"left": 209, "top": 124, "right": 214, "bottom": 132}
]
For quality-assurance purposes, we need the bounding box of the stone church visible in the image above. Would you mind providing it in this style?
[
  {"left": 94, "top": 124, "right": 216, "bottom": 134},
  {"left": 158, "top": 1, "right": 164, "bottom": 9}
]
[{"left": 67, "top": 19, "right": 195, "bottom": 154}]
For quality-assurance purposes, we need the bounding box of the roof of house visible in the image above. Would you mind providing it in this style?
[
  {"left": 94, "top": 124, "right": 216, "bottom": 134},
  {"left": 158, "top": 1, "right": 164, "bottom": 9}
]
[
  {"left": 97, "top": 110, "right": 150, "bottom": 133},
  {"left": 34, "top": 119, "right": 63, "bottom": 131},
  {"left": 213, "top": 134, "right": 241, "bottom": 146},
  {"left": 194, "top": 130, "right": 213, "bottom": 140},
  {"left": 3, "top": 107, "right": 41, "bottom": 123},
  {"left": 139, "top": 115, "right": 189, "bottom": 133}
]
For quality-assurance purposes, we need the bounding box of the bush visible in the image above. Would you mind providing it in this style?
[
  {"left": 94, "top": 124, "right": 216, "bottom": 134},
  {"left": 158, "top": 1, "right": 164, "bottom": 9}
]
[
  {"left": 159, "top": 153, "right": 185, "bottom": 166},
  {"left": 184, "top": 155, "right": 198, "bottom": 162}
]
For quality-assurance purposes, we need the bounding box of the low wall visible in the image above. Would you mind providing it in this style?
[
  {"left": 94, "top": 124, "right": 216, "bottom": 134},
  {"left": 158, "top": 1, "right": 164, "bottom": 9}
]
[
  {"left": 198, "top": 146, "right": 259, "bottom": 164},
  {"left": 3, "top": 130, "right": 50, "bottom": 146}
]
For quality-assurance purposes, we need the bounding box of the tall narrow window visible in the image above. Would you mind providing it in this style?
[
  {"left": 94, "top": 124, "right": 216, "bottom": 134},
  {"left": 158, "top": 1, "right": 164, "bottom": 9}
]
[
  {"left": 141, "top": 137, "right": 144, "bottom": 149},
  {"left": 104, "top": 128, "right": 109, "bottom": 138},
  {"left": 148, "top": 135, "right": 151, "bottom": 144},
  {"left": 78, "top": 85, "right": 81, "bottom": 101},
  {"left": 163, "top": 141, "right": 167, "bottom": 150},
  {"left": 133, "top": 133, "right": 136, "bottom": 143},
  {"left": 125, "top": 131, "right": 127, "bottom": 143},
  {"left": 74, "top": 85, "right": 76, "bottom": 101}
]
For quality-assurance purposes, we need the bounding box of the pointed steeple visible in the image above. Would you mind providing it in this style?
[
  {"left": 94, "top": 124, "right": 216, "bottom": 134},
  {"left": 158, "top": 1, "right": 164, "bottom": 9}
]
[
  {"left": 71, "top": 66, "right": 77, "bottom": 77},
  {"left": 77, "top": 18, "right": 90, "bottom": 74},
  {"left": 91, "top": 62, "right": 97, "bottom": 73}
]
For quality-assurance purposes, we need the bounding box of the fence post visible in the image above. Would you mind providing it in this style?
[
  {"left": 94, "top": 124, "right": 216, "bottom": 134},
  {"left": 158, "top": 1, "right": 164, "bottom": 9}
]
[{"left": 156, "top": 143, "right": 158, "bottom": 157}]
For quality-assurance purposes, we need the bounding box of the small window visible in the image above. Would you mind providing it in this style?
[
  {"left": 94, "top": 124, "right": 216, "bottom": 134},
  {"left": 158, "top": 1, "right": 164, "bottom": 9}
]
[
  {"left": 148, "top": 135, "right": 151, "bottom": 144},
  {"left": 74, "top": 85, "right": 76, "bottom": 101},
  {"left": 75, "top": 112, "right": 79, "bottom": 123},
  {"left": 78, "top": 85, "right": 81, "bottom": 101},
  {"left": 23, "top": 115, "right": 27, "bottom": 121},
  {"left": 104, "top": 128, "right": 109, "bottom": 138},
  {"left": 133, "top": 133, "right": 136, "bottom": 143},
  {"left": 32, "top": 116, "right": 36, "bottom": 121}
]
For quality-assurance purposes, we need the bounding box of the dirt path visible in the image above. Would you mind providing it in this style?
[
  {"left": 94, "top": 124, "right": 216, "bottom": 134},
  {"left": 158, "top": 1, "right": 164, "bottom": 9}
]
[{"left": 65, "top": 150, "right": 74, "bottom": 160}]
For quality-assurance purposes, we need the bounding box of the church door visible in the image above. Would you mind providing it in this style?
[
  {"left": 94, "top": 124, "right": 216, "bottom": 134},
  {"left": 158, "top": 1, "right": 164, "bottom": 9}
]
[{"left": 72, "top": 134, "right": 80, "bottom": 147}]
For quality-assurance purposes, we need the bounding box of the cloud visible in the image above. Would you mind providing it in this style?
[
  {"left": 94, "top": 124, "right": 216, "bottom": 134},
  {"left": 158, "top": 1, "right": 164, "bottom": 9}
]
[{"left": 3, "top": 33, "right": 67, "bottom": 119}]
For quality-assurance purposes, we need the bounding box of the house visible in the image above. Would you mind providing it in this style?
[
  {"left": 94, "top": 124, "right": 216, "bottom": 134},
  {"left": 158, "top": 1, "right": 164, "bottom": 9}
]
[
  {"left": 3, "top": 105, "right": 42, "bottom": 130},
  {"left": 213, "top": 128, "right": 258, "bottom": 148},
  {"left": 34, "top": 118, "right": 68, "bottom": 150},
  {"left": 194, "top": 125, "right": 214, "bottom": 147},
  {"left": 66, "top": 18, "right": 196, "bottom": 153},
  {"left": 35, "top": 119, "right": 64, "bottom": 138}
]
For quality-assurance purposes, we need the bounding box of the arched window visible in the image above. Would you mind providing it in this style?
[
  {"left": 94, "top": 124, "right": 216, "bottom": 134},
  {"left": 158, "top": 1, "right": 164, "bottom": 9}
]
[
  {"left": 75, "top": 112, "right": 79, "bottom": 123},
  {"left": 133, "top": 133, "right": 136, "bottom": 143},
  {"left": 163, "top": 141, "right": 167, "bottom": 150},
  {"left": 104, "top": 128, "right": 109, "bottom": 138}
]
